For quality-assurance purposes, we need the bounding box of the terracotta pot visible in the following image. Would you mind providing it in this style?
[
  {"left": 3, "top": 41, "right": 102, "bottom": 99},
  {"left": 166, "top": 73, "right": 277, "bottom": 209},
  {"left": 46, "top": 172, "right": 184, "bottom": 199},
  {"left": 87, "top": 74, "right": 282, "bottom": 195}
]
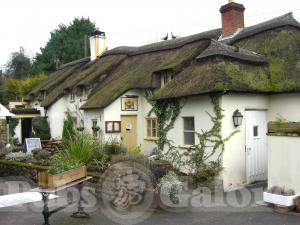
[{"left": 295, "top": 196, "right": 300, "bottom": 213}]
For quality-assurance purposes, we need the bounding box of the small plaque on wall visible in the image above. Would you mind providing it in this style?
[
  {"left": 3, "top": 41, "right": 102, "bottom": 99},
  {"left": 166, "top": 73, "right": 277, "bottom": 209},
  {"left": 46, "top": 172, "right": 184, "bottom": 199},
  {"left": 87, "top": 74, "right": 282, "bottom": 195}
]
[
  {"left": 105, "top": 121, "right": 121, "bottom": 133},
  {"left": 121, "top": 96, "right": 138, "bottom": 111}
]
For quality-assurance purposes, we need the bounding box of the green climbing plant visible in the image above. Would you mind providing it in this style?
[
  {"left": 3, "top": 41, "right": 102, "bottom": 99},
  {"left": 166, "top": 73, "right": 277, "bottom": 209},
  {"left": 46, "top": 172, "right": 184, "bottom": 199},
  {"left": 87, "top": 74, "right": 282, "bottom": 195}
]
[
  {"left": 146, "top": 90, "right": 183, "bottom": 154},
  {"left": 147, "top": 92, "right": 238, "bottom": 183}
]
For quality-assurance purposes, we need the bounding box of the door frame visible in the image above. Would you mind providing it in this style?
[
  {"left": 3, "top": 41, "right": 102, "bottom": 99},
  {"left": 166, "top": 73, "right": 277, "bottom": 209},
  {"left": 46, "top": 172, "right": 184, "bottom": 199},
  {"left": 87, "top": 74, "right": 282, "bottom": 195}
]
[{"left": 245, "top": 109, "right": 268, "bottom": 184}]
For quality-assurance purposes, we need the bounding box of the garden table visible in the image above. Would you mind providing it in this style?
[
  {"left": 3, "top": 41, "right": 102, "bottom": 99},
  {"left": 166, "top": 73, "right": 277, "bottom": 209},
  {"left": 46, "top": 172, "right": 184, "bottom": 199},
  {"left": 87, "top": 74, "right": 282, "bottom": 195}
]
[{"left": 31, "top": 176, "right": 92, "bottom": 225}]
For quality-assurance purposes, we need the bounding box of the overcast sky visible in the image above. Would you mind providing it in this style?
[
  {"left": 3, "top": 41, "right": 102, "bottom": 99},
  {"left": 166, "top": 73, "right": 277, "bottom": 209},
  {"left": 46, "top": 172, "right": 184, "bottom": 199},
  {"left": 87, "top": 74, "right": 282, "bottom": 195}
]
[{"left": 0, "top": 0, "right": 299, "bottom": 69}]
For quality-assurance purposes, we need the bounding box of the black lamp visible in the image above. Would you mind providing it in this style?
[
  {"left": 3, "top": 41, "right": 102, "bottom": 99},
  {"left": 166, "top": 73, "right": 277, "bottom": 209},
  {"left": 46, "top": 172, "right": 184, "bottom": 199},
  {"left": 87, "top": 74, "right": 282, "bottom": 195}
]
[{"left": 232, "top": 110, "right": 243, "bottom": 127}]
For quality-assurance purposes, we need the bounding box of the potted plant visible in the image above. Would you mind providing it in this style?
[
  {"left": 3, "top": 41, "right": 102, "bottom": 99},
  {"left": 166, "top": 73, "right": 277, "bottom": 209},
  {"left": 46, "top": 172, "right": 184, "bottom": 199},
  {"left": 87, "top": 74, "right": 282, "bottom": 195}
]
[
  {"left": 38, "top": 153, "right": 86, "bottom": 188},
  {"left": 38, "top": 132, "right": 103, "bottom": 189}
]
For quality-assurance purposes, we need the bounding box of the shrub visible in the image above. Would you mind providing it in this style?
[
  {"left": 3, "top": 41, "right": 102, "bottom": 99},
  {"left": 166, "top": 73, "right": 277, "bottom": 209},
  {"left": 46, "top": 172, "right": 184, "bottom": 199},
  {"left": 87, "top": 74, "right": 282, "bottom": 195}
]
[
  {"left": 5, "top": 152, "right": 33, "bottom": 162},
  {"left": 9, "top": 118, "right": 19, "bottom": 137},
  {"left": 103, "top": 137, "right": 121, "bottom": 156},
  {"left": 32, "top": 148, "right": 51, "bottom": 164},
  {"left": 63, "top": 132, "right": 103, "bottom": 165},
  {"left": 62, "top": 111, "right": 75, "bottom": 146},
  {"left": 131, "top": 145, "right": 142, "bottom": 155},
  {"left": 156, "top": 171, "right": 183, "bottom": 204},
  {"left": 32, "top": 117, "right": 51, "bottom": 140},
  {"left": 48, "top": 153, "right": 79, "bottom": 175}
]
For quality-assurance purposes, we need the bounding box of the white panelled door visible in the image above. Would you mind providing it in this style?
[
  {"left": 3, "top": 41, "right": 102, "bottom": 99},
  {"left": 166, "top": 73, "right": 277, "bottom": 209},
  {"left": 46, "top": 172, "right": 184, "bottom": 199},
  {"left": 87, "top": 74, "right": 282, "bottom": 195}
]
[{"left": 245, "top": 110, "right": 268, "bottom": 184}]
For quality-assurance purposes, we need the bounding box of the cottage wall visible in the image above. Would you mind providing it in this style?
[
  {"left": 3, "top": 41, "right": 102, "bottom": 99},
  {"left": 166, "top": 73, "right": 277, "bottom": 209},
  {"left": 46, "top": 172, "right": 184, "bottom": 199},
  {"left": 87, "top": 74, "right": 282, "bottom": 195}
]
[
  {"left": 268, "top": 93, "right": 300, "bottom": 122},
  {"left": 167, "top": 95, "right": 214, "bottom": 148},
  {"left": 47, "top": 97, "right": 67, "bottom": 139},
  {"left": 83, "top": 90, "right": 156, "bottom": 155},
  {"left": 268, "top": 136, "right": 300, "bottom": 194},
  {"left": 221, "top": 94, "right": 269, "bottom": 191}
]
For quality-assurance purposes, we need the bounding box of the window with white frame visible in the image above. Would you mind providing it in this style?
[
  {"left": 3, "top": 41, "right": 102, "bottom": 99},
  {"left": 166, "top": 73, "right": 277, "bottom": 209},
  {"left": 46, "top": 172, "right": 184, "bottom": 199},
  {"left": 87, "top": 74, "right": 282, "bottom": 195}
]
[
  {"left": 183, "top": 117, "right": 195, "bottom": 145},
  {"left": 146, "top": 118, "right": 157, "bottom": 138}
]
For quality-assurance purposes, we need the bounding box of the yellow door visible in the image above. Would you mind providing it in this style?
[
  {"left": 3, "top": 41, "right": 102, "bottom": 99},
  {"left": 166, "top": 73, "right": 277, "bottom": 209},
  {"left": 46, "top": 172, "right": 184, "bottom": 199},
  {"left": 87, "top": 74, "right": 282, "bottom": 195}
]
[{"left": 121, "top": 115, "right": 137, "bottom": 151}]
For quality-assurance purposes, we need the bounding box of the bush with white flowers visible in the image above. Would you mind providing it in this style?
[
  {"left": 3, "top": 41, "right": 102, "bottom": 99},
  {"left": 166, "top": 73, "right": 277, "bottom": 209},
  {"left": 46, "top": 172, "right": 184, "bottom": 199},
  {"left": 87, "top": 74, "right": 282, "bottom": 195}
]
[
  {"left": 5, "top": 152, "right": 33, "bottom": 162},
  {"left": 156, "top": 171, "right": 183, "bottom": 204}
]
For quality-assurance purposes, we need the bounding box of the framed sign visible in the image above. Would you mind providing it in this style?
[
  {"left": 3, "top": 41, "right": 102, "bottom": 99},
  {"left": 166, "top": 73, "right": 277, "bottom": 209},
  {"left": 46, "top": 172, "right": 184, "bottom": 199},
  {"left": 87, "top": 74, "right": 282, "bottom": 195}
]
[
  {"left": 25, "top": 138, "right": 42, "bottom": 153},
  {"left": 121, "top": 96, "right": 138, "bottom": 111},
  {"left": 105, "top": 121, "right": 121, "bottom": 133}
]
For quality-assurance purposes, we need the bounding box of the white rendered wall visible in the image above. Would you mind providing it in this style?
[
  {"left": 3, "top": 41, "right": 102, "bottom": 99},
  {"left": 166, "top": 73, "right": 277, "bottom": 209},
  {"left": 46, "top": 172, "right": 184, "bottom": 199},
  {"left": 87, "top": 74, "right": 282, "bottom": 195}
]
[
  {"left": 84, "top": 109, "right": 104, "bottom": 141},
  {"left": 30, "top": 100, "right": 45, "bottom": 117},
  {"left": 268, "top": 94, "right": 300, "bottom": 122},
  {"left": 268, "top": 136, "right": 300, "bottom": 194},
  {"left": 167, "top": 95, "right": 214, "bottom": 148},
  {"left": 83, "top": 89, "right": 156, "bottom": 155},
  {"left": 221, "top": 94, "right": 269, "bottom": 191},
  {"left": 47, "top": 97, "right": 67, "bottom": 140},
  {"left": 13, "top": 119, "right": 22, "bottom": 144}
]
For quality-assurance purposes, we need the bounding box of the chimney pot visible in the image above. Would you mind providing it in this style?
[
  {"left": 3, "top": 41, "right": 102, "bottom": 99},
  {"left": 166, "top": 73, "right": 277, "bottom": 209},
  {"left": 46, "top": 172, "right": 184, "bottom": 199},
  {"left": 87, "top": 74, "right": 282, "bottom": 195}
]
[{"left": 220, "top": 1, "right": 245, "bottom": 38}]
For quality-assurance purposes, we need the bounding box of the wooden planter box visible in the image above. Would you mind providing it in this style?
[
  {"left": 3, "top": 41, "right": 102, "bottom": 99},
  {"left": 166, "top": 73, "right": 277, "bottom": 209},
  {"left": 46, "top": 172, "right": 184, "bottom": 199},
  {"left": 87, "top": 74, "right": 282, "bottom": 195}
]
[
  {"left": 268, "top": 122, "right": 300, "bottom": 135},
  {"left": 38, "top": 165, "right": 87, "bottom": 189}
]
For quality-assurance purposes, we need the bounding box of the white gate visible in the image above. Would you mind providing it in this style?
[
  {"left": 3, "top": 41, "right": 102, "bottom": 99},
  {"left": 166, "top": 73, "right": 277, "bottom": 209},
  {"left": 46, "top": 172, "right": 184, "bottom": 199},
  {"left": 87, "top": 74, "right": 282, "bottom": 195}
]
[{"left": 245, "top": 110, "right": 268, "bottom": 184}]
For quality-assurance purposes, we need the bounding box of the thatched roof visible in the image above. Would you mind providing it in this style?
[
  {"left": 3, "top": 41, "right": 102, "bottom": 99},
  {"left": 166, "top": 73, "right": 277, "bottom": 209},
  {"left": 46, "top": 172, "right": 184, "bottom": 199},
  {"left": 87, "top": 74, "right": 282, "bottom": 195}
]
[
  {"left": 196, "top": 40, "right": 267, "bottom": 64},
  {"left": 40, "top": 54, "right": 127, "bottom": 108},
  {"left": 80, "top": 29, "right": 221, "bottom": 109},
  {"left": 224, "top": 13, "right": 300, "bottom": 44},
  {"left": 29, "top": 12, "right": 300, "bottom": 109},
  {"left": 152, "top": 58, "right": 270, "bottom": 100},
  {"left": 154, "top": 23, "right": 300, "bottom": 100},
  {"left": 28, "top": 59, "right": 88, "bottom": 98}
]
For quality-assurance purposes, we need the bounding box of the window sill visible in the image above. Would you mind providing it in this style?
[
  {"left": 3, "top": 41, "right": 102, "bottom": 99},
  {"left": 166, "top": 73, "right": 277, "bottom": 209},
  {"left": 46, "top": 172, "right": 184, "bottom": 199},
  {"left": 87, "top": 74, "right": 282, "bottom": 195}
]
[
  {"left": 144, "top": 137, "right": 159, "bottom": 141},
  {"left": 179, "top": 145, "right": 195, "bottom": 149}
]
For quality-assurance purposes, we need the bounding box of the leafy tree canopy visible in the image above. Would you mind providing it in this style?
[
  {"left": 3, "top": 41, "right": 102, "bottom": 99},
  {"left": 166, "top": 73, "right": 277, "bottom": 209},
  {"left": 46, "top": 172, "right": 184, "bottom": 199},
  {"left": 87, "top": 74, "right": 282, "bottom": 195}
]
[
  {"left": 5, "top": 47, "right": 32, "bottom": 79},
  {"left": 3, "top": 73, "right": 46, "bottom": 103},
  {"left": 31, "top": 17, "right": 95, "bottom": 74}
]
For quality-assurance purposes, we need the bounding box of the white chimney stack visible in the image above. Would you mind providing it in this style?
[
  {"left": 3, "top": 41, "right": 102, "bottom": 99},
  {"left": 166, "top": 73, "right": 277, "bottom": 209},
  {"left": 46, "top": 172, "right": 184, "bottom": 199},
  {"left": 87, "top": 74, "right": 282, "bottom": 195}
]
[{"left": 89, "top": 28, "right": 106, "bottom": 61}]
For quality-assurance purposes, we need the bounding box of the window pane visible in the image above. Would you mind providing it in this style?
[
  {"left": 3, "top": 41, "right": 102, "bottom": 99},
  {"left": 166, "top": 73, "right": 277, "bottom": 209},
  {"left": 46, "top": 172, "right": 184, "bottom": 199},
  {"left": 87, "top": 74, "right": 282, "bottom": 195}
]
[
  {"left": 253, "top": 126, "right": 258, "bottom": 137},
  {"left": 152, "top": 128, "right": 157, "bottom": 137},
  {"left": 184, "top": 132, "right": 195, "bottom": 145},
  {"left": 147, "top": 120, "right": 151, "bottom": 137},
  {"left": 184, "top": 117, "right": 194, "bottom": 130},
  {"left": 152, "top": 119, "right": 157, "bottom": 129},
  {"left": 114, "top": 122, "right": 120, "bottom": 132}
]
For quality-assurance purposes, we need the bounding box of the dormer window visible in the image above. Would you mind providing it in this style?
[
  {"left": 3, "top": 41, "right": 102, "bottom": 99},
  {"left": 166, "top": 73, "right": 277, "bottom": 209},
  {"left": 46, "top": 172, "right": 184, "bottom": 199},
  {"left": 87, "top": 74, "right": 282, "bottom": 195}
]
[
  {"left": 160, "top": 71, "right": 173, "bottom": 88},
  {"left": 70, "top": 91, "right": 75, "bottom": 102}
]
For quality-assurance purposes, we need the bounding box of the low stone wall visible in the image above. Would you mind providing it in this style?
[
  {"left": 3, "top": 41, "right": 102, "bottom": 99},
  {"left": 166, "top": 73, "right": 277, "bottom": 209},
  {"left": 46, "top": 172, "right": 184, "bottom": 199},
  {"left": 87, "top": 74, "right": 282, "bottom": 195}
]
[
  {"left": 0, "top": 160, "right": 103, "bottom": 196},
  {"left": 0, "top": 160, "right": 48, "bottom": 183},
  {"left": 268, "top": 135, "right": 300, "bottom": 194}
]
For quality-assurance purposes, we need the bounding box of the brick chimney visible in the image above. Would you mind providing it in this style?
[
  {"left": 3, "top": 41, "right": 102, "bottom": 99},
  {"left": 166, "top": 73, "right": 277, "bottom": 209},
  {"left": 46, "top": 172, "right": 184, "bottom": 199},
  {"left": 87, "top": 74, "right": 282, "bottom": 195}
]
[{"left": 220, "top": 0, "right": 245, "bottom": 37}]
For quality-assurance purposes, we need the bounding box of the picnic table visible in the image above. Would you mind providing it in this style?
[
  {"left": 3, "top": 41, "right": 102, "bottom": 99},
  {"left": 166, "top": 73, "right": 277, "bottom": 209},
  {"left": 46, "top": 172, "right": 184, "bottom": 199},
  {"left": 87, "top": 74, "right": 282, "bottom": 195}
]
[{"left": 31, "top": 176, "right": 92, "bottom": 225}]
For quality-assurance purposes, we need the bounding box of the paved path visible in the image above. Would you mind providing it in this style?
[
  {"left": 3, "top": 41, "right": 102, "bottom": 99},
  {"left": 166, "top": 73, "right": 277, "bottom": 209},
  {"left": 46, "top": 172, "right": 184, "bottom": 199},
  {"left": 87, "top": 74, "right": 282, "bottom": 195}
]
[{"left": 1, "top": 176, "right": 300, "bottom": 225}]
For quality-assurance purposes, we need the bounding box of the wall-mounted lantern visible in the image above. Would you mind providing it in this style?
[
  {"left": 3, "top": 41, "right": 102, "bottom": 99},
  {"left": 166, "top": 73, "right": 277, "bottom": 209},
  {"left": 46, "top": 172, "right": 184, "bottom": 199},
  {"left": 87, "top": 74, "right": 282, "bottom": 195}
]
[{"left": 232, "top": 109, "right": 243, "bottom": 127}]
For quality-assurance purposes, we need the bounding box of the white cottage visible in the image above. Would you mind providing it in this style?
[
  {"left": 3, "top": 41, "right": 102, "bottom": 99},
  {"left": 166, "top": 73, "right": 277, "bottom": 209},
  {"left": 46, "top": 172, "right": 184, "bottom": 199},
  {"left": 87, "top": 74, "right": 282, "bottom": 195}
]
[{"left": 27, "top": 1, "right": 300, "bottom": 192}]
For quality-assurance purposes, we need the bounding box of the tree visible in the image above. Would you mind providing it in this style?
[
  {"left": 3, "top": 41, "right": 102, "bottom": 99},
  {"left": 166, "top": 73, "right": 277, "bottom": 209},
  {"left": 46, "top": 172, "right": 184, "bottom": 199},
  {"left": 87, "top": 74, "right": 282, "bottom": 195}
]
[
  {"left": 5, "top": 47, "right": 32, "bottom": 79},
  {"left": 3, "top": 73, "right": 46, "bottom": 103},
  {"left": 31, "top": 17, "right": 95, "bottom": 74}
]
